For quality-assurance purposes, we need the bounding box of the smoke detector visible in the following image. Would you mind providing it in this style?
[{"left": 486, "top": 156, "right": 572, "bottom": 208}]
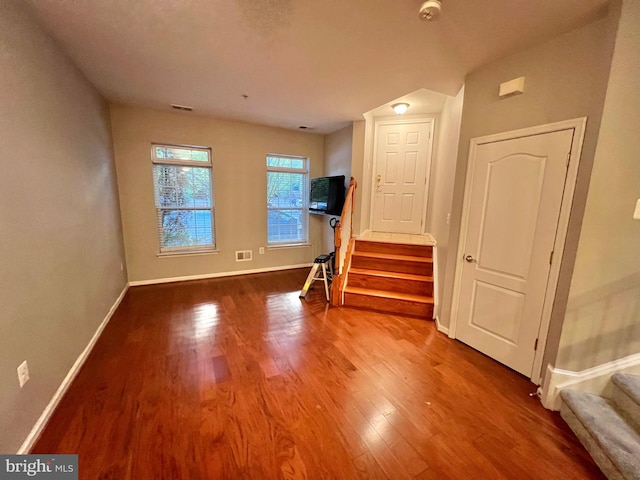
[{"left": 419, "top": 0, "right": 442, "bottom": 21}]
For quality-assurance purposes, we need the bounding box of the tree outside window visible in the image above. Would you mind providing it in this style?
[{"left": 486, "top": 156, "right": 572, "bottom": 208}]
[
  {"left": 152, "top": 144, "right": 215, "bottom": 253},
  {"left": 266, "top": 155, "right": 308, "bottom": 244}
]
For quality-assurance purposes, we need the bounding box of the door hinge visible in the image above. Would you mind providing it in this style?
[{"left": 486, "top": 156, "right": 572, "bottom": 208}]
[
  {"left": 549, "top": 250, "right": 554, "bottom": 265},
  {"left": 534, "top": 338, "right": 539, "bottom": 351}
]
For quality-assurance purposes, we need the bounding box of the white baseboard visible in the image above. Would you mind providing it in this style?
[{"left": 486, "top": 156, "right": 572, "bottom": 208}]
[
  {"left": 540, "top": 352, "right": 640, "bottom": 411},
  {"left": 17, "top": 283, "right": 129, "bottom": 454},
  {"left": 128, "top": 263, "right": 313, "bottom": 286},
  {"left": 435, "top": 315, "right": 449, "bottom": 335}
]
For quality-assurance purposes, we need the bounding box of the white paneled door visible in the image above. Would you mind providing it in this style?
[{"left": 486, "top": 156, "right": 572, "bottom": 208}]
[
  {"left": 456, "top": 129, "right": 574, "bottom": 376},
  {"left": 372, "top": 121, "right": 433, "bottom": 234}
]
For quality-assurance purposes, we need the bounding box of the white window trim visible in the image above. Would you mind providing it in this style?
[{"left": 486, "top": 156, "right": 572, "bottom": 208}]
[
  {"left": 151, "top": 143, "right": 216, "bottom": 254},
  {"left": 266, "top": 154, "right": 309, "bottom": 246}
]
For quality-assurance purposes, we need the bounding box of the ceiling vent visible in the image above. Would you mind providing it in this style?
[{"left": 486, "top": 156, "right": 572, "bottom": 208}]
[{"left": 171, "top": 104, "right": 193, "bottom": 112}]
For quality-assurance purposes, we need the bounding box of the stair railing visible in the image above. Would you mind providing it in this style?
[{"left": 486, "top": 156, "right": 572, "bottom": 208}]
[{"left": 330, "top": 177, "right": 356, "bottom": 306}]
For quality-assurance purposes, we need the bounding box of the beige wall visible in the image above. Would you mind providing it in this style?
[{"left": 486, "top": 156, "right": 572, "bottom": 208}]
[
  {"left": 439, "top": 11, "right": 619, "bottom": 372},
  {"left": 0, "top": 0, "right": 127, "bottom": 453},
  {"left": 322, "top": 125, "right": 353, "bottom": 253},
  {"left": 110, "top": 105, "right": 325, "bottom": 283},
  {"left": 555, "top": 0, "right": 640, "bottom": 371},
  {"left": 350, "top": 120, "right": 367, "bottom": 236},
  {"left": 427, "top": 87, "right": 464, "bottom": 317}
]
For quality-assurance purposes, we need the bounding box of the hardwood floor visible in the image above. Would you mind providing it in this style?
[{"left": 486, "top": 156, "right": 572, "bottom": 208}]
[{"left": 32, "top": 268, "right": 603, "bottom": 479}]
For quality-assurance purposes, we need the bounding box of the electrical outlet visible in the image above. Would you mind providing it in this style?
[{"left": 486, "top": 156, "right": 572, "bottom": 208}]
[
  {"left": 120, "top": 261, "right": 124, "bottom": 271},
  {"left": 446, "top": 213, "right": 451, "bottom": 225},
  {"left": 259, "top": 247, "right": 265, "bottom": 254},
  {"left": 17, "top": 361, "right": 29, "bottom": 388}
]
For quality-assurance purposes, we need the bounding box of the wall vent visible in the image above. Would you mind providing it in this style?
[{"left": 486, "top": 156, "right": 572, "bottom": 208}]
[{"left": 235, "top": 250, "right": 252, "bottom": 262}]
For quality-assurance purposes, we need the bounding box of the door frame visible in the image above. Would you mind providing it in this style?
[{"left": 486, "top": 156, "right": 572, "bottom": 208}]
[
  {"left": 449, "top": 118, "right": 587, "bottom": 383},
  {"left": 369, "top": 117, "right": 435, "bottom": 234}
]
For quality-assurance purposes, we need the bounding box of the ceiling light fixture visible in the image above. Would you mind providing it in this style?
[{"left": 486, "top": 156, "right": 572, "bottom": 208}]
[
  {"left": 419, "top": 0, "right": 442, "bottom": 21},
  {"left": 392, "top": 103, "right": 410, "bottom": 115}
]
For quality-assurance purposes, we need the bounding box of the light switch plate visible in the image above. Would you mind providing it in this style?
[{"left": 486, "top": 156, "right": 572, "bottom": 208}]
[{"left": 634, "top": 199, "right": 640, "bottom": 220}]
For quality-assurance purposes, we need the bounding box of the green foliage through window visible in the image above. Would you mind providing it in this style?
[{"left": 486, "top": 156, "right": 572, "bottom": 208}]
[
  {"left": 266, "top": 155, "right": 308, "bottom": 244},
  {"left": 152, "top": 144, "right": 215, "bottom": 252}
]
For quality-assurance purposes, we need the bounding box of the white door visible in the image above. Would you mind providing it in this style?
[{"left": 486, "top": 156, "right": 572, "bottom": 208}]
[
  {"left": 372, "top": 121, "right": 432, "bottom": 234},
  {"left": 456, "top": 129, "right": 573, "bottom": 376}
]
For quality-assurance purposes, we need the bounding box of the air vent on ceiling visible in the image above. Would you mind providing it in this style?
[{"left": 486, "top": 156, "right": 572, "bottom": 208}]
[
  {"left": 298, "top": 125, "right": 314, "bottom": 130},
  {"left": 171, "top": 104, "right": 193, "bottom": 112},
  {"left": 235, "top": 250, "right": 252, "bottom": 262}
]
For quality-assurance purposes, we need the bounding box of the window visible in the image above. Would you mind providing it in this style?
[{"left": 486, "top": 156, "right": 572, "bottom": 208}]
[
  {"left": 266, "top": 154, "right": 308, "bottom": 245},
  {"left": 152, "top": 144, "right": 215, "bottom": 254}
]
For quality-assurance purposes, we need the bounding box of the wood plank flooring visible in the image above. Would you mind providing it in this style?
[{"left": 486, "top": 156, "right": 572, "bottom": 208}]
[{"left": 32, "top": 268, "right": 604, "bottom": 479}]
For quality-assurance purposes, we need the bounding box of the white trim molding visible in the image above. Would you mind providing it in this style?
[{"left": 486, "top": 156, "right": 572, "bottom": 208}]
[
  {"left": 540, "top": 352, "right": 640, "bottom": 411},
  {"left": 18, "top": 283, "right": 130, "bottom": 454},
  {"left": 432, "top": 243, "right": 439, "bottom": 321},
  {"left": 128, "top": 263, "right": 313, "bottom": 286},
  {"left": 435, "top": 315, "right": 449, "bottom": 335}
]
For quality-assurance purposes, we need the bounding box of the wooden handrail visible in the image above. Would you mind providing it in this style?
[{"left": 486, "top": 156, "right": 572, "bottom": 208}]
[{"left": 331, "top": 177, "right": 356, "bottom": 306}]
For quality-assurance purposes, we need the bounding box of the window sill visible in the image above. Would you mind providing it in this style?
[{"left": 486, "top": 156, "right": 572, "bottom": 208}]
[
  {"left": 267, "top": 243, "right": 312, "bottom": 250},
  {"left": 157, "top": 250, "right": 219, "bottom": 258}
]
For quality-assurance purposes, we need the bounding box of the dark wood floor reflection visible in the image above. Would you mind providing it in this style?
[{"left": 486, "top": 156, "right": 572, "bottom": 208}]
[{"left": 32, "top": 268, "right": 603, "bottom": 479}]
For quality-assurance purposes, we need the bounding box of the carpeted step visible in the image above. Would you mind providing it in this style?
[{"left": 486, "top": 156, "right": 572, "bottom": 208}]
[
  {"left": 613, "top": 374, "right": 640, "bottom": 432},
  {"left": 560, "top": 390, "right": 640, "bottom": 480}
]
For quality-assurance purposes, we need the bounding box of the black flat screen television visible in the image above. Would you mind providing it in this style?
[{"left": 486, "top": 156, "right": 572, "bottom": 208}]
[{"left": 309, "top": 175, "right": 345, "bottom": 216}]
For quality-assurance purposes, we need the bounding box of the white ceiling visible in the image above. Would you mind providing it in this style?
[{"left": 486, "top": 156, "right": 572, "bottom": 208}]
[{"left": 25, "top": 0, "right": 610, "bottom": 134}]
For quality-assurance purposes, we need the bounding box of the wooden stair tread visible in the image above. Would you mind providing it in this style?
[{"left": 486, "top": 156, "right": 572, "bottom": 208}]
[
  {"left": 354, "top": 240, "right": 433, "bottom": 258},
  {"left": 352, "top": 251, "right": 433, "bottom": 263},
  {"left": 357, "top": 239, "right": 435, "bottom": 246},
  {"left": 344, "top": 286, "right": 434, "bottom": 304},
  {"left": 349, "top": 268, "right": 432, "bottom": 282}
]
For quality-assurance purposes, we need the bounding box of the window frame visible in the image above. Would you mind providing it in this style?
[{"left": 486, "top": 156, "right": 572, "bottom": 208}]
[
  {"left": 266, "top": 154, "right": 309, "bottom": 247},
  {"left": 151, "top": 143, "right": 216, "bottom": 255}
]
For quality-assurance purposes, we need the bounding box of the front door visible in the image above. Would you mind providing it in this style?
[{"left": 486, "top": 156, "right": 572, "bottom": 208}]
[
  {"left": 456, "top": 129, "right": 574, "bottom": 376},
  {"left": 371, "top": 120, "right": 433, "bottom": 234}
]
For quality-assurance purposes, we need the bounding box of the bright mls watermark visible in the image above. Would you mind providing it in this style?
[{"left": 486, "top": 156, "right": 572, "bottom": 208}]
[{"left": 0, "top": 455, "right": 77, "bottom": 479}]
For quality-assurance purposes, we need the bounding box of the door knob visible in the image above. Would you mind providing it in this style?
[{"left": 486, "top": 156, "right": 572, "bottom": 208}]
[{"left": 464, "top": 254, "right": 477, "bottom": 263}]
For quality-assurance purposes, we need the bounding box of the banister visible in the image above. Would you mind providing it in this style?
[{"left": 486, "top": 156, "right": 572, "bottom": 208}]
[{"left": 330, "top": 177, "right": 356, "bottom": 306}]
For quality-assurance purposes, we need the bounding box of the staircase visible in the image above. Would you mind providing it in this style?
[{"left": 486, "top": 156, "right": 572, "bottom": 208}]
[
  {"left": 560, "top": 373, "right": 640, "bottom": 480},
  {"left": 342, "top": 239, "right": 434, "bottom": 318}
]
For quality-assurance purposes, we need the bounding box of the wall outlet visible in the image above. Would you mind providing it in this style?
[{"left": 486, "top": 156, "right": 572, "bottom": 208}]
[
  {"left": 120, "top": 261, "right": 124, "bottom": 271},
  {"left": 446, "top": 213, "right": 451, "bottom": 225},
  {"left": 259, "top": 247, "right": 265, "bottom": 254},
  {"left": 17, "top": 360, "right": 29, "bottom": 388}
]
